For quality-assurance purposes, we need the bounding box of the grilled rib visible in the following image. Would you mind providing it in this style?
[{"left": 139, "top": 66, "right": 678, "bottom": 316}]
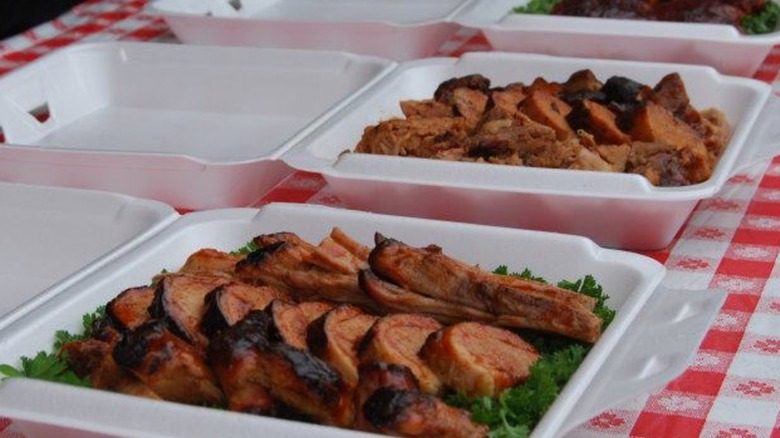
[
  {"left": 178, "top": 248, "right": 244, "bottom": 279},
  {"left": 368, "top": 234, "right": 602, "bottom": 343}
]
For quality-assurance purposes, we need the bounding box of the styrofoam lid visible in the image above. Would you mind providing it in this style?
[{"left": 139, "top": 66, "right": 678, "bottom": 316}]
[
  {"left": 153, "top": 0, "right": 474, "bottom": 24},
  {"left": 0, "top": 182, "right": 177, "bottom": 326}
]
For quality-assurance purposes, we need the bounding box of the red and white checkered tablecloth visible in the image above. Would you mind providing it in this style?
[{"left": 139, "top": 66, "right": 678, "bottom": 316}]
[{"left": 1, "top": 1, "right": 780, "bottom": 438}]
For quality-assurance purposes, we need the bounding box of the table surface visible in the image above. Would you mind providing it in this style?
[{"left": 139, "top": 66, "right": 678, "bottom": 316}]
[{"left": 1, "top": 1, "right": 780, "bottom": 438}]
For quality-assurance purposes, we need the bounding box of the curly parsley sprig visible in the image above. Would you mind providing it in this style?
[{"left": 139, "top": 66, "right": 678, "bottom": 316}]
[{"left": 0, "top": 306, "right": 105, "bottom": 386}]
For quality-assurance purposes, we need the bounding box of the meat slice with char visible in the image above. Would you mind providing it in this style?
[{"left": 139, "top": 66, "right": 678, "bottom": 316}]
[
  {"left": 106, "top": 286, "right": 155, "bottom": 331},
  {"left": 359, "top": 314, "right": 443, "bottom": 395},
  {"left": 362, "top": 387, "right": 488, "bottom": 438},
  {"left": 235, "top": 238, "right": 377, "bottom": 310},
  {"left": 200, "top": 282, "right": 288, "bottom": 339},
  {"left": 208, "top": 310, "right": 352, "bottom": 426},
  {"left": 368, "top": 234, "right": 603, "bottom": 343},
  {"left": 148, "top": 274, "right": 231, "bottom": 349},
  {"left": 308, "top": 305, "right": 379, "bottom": 388},
  {"left": 420, "top": 322, "right": 540, "bottom": 398},
  {"left": 177, "top": 248, "right": 244, "bottom": 279},
  {"left": 113, "top": 320, "right": 224, "bottom": 405}
]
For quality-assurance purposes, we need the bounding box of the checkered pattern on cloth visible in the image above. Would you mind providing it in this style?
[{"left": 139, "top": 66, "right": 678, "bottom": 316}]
[{"left": 1, "top": 2, "right": 780, "bottom": 437}]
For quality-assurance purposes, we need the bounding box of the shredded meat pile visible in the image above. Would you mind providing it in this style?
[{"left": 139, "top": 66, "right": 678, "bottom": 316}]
[
  {"left": 354, "top": 71, "right": 731, "bottom": 187},
  {"left": 551, "top": 0, "right": 768, "bottom": 30},
  {"left": 62, "top": 227, "right": 606, "bottom": 438}
]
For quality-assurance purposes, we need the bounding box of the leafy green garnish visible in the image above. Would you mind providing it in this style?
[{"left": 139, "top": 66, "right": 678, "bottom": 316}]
[
  {"left": 0, "top": 351, "right": 89, "bottom": 387},
  {"left": 53, "top": 305, "right": 107, "bottom": 350},
  {"left": 742, "top": 1, "right": 780, "bottom": 34},
  {"left": 512, "top": 0, "right": 560, "bottom": 14},
  {"left": 231, "top": 240, "right": 259, "bottom": 255},
  {"left": 451, "top": 268, "right": 615, "bottom": 437},
  {"left": 1, "top": 306, "right": 105, "bottom": 387},
  {"left": 557, "top": 275, "right": 615, "bottom": 330}
]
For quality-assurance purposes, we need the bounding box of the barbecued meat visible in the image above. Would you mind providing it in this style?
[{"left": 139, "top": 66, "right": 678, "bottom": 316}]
[
  {"left": 421, "top": 322, "right": 540, "bottom": 398},
  {"left": 352, "top": 70, "right": 730, "bottom": 186},
  {"left": 209, "top": 310, "right": 352, "bottom": 425},
  {"left": 148, "top": 274, "right": 230, "bottom": 349},
  {"left": 359, "top": 314, "right": 443, "bottom": 395},
  {"left": 178, "top": 248, "right": 244, "bottom": 279},
  {"left": 200, "top": 282, "right": 288, "bottom": 338},
  {"left": 106, "top": 286, "right": 155, "bottom": 331},
  {"left": 264, "top": 300, "right": 310, "bottom": 350},
  {"left": 362, "top": 387, "right": 488, "bottom": 437},
  {"left": 368, "top": 234, "right": 603, "bottom": 343},
  {"left": 308, "top": 305, "right": 379, "bottom": 388},
  {"left": 550, "top": 0, "right": 768, "bottom": 30},
  {"left": 235, "top": 235, "right": 378, "bottom": 310},
  {"left": 113, "top": 320, "right": 224, "bottom": 405},
  {"left": 208, "top": 309, "right": 276, "bottom": 414},
  {"left": 57, "top": 226, "right": 614, "bottom": 437}
]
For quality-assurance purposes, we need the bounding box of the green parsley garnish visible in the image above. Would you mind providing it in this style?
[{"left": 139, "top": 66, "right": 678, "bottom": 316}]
[
  {"left": 512, "top": 0, "right": 560, "bottom": 14},
  {"left": 742, "top": 2, "right": 780, "bottom": 35},
  {"left": 231, "top": 240, "right": 260, "bottom": 256},
  {"left": 0, "top": 306, "right": 105, "bottom": 386}
]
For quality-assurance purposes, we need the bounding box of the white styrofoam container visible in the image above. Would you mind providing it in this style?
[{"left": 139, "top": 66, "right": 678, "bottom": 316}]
[
  {"left": 0, "top": 203, "right": 725, "bottom": 437},
  {"left": 149, "top": 0, "right": 476, "bottom": 61},
  {"left": 0, "top": 182, "right": 177, "bottom": 330},
  {"left": 455, "top": 0, "right": 780, "bottom": 77},
  {"left": 283, "top": 52, "right": 780, "bottom": 250},
  {"left": 0, "top": 42, "right": 396, "bottom": 210}
]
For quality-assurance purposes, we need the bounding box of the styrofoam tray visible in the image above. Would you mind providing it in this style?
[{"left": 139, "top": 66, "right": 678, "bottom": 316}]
[
  {"left": 455, "top": 0, "right": 780, "bottom": 76},
  {"left": 0, "top": 182, "right": 176, "bottom": 330},
  {"left": 0, "top": 42, "right": 395, "bottom": 210},
  {"left": 0, "top": 203, "right": 725, "bottom": 437},
  {"left": 149, "top": 0, "right": 476, "bottom": 61},
  {"left": 284, "top": 52, "right": 780, "bottom": 250}
]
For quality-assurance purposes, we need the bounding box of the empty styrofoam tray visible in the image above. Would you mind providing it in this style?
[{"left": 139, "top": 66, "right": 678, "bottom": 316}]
[
  {"left": 0, "top": 42, "right": 395, "bottom": 209},
  {"left": 0, "top": 182, "right": 176, "bottom": 330},
  {"left": 284, "top": 52, "right": 780, "bottom": 250},
  {"left": 0, "top": 203, "right": 724, "bottom": 437},
  {"left": 149, "top": 0, "right": 477, "bottom": 60},
  {"left": 455, "top": 0, "right": 780, "bottom": 76}
]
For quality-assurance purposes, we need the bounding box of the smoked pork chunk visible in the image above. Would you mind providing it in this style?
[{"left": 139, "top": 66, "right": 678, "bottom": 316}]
[
  {"left": 209, "top": 310, "right": 352, "bottom": 426},
  {"left": 354, "top": 361, "right": 486, "bottom": 437},
  {"left": 113, "top": 320, "right": 224, "bottom": 405},
  {"left": 420, "top": 322, "right": 540, "bottom": 398},
  {"left": 359, "top": 314, "right": 443, "bottom": 395},
  {"left": 200, "top": 282, "right": 288, "bottom": 338},
  {"left": 106, "top": 286, "right": 155, "bottom": 331},
  {"left": 368, "top": 234, "right": 602, "bottom": 343},
  {"left": 234, "top": 238, "right": 376, "bottom": 310},
  {"left": 148, "top": 274, "right": 231, "bottom": 349},
  {"left": 362, "top": 387, "right": 488, "bottom": 438},
  {"left": 308, "top": 305, "right": 379, "bottom": 388},
  {"left": 177, "top": 248, "right": 244, "bottom": 279},
  {"left": 264, "top": 300, "right": 310, "bottom": 350}
]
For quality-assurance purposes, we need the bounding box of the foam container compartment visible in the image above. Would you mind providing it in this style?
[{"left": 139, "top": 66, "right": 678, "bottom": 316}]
[
  {"left": 149, "top": 0, "right": 476, "bottom": 61},
  {"left": 455, "top": 0, "right": 780, "bottom": 77},
  {"left": 0, "top": 203, "right": 725, "bottom": 437},
  {"left": 0, "top": 182, "right": 176, "bottom": 330},
  {"left": 0, "top": 42, "right": 395, "bottom": 209},
  {"left": 284, "top": 52, "right": 780, "bottom": 250}
]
